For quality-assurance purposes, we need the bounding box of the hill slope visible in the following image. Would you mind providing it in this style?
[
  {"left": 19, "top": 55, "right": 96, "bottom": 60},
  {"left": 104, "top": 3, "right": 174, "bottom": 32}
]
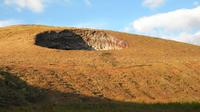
[{"left": 0, "top": 25, "right": 200, "bottom": 112}]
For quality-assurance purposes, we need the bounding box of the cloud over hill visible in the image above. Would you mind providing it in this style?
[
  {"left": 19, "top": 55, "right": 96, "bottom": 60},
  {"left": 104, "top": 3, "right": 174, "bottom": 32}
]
[{"left": 126, "top": 6, "right": 200, "bottom": 45}]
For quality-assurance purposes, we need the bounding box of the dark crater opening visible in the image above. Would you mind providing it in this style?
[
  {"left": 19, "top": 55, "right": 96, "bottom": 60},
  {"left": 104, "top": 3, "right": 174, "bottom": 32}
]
[
  {"left": 35, "top": 30, "right": 93, "bottom": 50},
  {"left": 35, "top": 29, "right": 128, "bottom": 50}
]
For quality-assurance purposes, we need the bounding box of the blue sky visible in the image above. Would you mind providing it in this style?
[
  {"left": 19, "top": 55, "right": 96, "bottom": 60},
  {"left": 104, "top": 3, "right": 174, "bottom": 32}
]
[{"left": 0, "top": 0, "right": 200, "bottom": 45}]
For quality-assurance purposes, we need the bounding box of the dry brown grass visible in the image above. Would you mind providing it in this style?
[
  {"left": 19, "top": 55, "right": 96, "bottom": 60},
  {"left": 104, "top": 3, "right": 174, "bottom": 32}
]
[{"left": 0, "top": 25, "right": 200, "bottom": 111}]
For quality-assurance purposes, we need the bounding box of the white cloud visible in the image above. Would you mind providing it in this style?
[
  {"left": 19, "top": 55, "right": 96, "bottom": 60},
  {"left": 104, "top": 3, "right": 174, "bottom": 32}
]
[
  {"left": 3, "top": 0, "right": 92, "bottom": 13},
  {"left": 125, "top": 6, "right": 200, "bottom": 45},
  {"left": 143, "top": 0, "right": 165, "bottom": 9},
  {"left": 133, "top": 7, "right": 200, "bottom": 33},
  {"left": 178, "top": 31, "right": 200, "bottom": 45},
  {"left": 4, "top": 0, "right": 44, "bottom": 13},
  {"left": 0, "top": 19, "right": 17, "bottom": 27}
]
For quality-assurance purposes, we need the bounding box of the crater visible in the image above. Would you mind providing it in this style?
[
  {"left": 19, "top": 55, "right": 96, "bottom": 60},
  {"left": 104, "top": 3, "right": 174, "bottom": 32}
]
[{"left": 35, "top": 29, "right": 128, "bottom": 50}]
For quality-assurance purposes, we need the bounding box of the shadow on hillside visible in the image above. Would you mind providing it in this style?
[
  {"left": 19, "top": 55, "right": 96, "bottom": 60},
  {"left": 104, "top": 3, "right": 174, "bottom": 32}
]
[
  {"left": 35, "top": 30, "right": 93, "bottom": 50},
  {"left": 0, "top": 68, "right": 200, "bottom": 112}
]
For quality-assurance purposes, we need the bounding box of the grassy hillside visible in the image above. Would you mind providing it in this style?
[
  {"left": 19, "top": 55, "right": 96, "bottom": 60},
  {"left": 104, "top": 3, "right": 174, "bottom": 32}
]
[{"left": 0, "top": 25, "right": 200, "bottom": 112}]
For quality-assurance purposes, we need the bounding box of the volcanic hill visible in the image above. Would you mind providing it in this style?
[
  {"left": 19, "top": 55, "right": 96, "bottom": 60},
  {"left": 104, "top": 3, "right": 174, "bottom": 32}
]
[{"left": 0, "top": 25, "right": 200, "bottom": 112}]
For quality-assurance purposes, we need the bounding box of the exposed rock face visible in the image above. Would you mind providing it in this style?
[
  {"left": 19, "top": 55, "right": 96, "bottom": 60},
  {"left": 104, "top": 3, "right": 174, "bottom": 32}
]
[{"left": 35, "top": 29, "right": 128, "bottom": 50}]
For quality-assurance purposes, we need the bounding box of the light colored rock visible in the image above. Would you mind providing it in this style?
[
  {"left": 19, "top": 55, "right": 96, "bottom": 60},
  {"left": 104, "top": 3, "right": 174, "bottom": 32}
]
[{"left": 36, "top": 29, "right": 128, "bottom": 50}]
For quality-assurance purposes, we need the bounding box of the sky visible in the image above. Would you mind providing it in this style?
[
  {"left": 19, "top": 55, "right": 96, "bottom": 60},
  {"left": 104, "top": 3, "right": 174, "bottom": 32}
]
[{"left": 0, "top": 0, "right": 200, "bottom": 45}]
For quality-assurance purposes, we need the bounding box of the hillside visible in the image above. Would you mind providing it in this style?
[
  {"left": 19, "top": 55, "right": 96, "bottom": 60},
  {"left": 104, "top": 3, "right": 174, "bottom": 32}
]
[{"left": 0, "top": 25, "right": 200, "bottom": 112}]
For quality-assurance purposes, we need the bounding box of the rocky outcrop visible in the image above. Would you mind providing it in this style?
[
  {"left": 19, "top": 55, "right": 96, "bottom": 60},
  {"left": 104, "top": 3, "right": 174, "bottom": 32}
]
[{"left": 35, "top": 29, "right": 128, "bottom": 50}]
